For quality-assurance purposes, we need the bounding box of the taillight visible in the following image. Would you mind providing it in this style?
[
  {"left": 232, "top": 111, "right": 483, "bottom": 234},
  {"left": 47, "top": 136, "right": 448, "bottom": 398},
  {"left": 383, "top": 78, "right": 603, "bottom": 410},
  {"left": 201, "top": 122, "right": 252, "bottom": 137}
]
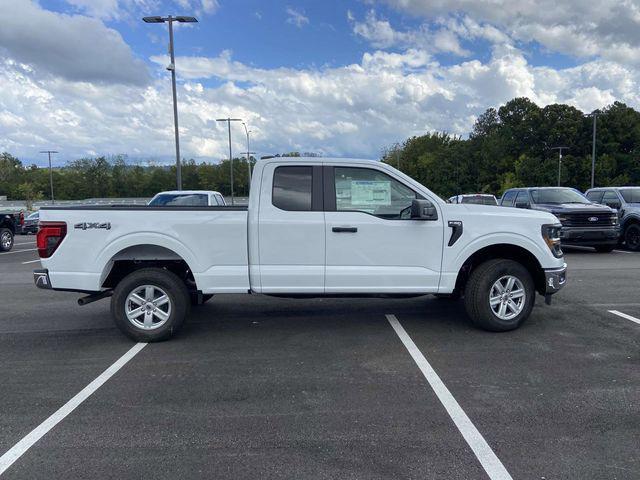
[
  {"left": 37, "top": 221, "right": 67, "bottom": 258},
  {"left": 19, "top": 212, "right": 24, "bottom": 225}
]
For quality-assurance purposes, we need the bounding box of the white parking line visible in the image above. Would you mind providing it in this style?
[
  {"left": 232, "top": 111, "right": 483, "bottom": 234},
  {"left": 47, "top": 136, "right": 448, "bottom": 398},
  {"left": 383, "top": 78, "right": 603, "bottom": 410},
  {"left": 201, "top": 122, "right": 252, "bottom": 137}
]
[
  {"left": 14, "top": 242, "right": 36, "bottom": 246},
  {"left": 21, "top": 259, "right": 40, "bottom": 265},
  {"left": 0, "top": 343, "right": 147, "bottom": 476},
  {"left": 0, "top": 248, "right": 38, "bottom": 256},
  {"left": 386, "top": 314, "right": 512, "bottom": 480},
  {"left": 609, "top": 310, "right": 640, "bottom": 325}
]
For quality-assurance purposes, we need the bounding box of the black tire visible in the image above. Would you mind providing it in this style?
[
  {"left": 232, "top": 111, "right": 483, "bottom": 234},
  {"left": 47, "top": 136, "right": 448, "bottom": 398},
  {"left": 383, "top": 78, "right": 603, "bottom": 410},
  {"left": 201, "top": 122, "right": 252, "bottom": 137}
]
[
  {"left": 464, "top": 259, "right": 535, "bottom": 332},
  {"left": 624, "top": 224, "right": 640, "bottom": 251},
  {"left": 0, "top": 228, "right": 13, "bottom": 252},
  {"left": 111, "top": 268, "right": 190, "bottom": 342},
  {"left": 190, "top": 293, "right": 214, "bottom": 306},
  {"left": 594, "top": 245, "right": 615, "bottom": 253}
]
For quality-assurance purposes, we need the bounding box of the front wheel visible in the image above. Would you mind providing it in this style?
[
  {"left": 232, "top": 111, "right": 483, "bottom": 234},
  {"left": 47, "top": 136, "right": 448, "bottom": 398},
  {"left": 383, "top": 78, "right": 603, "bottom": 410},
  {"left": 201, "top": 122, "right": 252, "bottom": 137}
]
[
  {"left": 111, "top": 268, "right": 190, "bottom": 342},
  {"left": 0, "top": 228, "right": 13, "bottom": 252},
  {"left": 464, "top": 259, "right": 535, "bottom": 332},
  {"left": 624, "top": 224, "right": 640, "bottom": 251}
]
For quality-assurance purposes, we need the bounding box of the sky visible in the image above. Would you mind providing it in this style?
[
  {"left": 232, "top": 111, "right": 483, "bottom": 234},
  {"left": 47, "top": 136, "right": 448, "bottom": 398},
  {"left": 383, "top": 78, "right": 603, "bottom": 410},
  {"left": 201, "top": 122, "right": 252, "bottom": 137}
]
[{"left": 1, "top": 0, "right": 640, "bottom": 167}]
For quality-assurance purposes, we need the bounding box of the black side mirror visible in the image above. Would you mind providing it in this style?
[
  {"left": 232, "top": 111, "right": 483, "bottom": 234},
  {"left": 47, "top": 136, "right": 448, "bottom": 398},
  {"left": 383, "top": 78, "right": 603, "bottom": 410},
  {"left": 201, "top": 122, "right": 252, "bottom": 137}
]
[
  {"left": 515, "top": 201, "right": 530, "bottom": 209},
  {"left": 607, "top": 202, "right": 621, "bottom": 210},
  {"left": 411, "top": 199, "right": 438, "bottom": 220}
]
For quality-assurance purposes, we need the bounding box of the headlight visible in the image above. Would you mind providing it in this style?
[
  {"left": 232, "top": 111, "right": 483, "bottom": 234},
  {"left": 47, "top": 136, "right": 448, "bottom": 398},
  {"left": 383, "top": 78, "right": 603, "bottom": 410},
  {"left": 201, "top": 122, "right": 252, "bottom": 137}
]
[
  {"left": 542, "top": 223, "right": 563, "bottom": 258},
  {"left": 611, "top": 214, "right": 618, "bottom": 225}
]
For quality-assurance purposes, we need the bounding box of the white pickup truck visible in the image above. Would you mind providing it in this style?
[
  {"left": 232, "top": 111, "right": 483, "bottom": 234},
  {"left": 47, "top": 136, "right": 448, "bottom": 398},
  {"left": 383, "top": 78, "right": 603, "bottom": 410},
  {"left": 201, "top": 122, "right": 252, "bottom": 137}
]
[{"left": 34, "top": 158, "right": 567, "bottom": 341}]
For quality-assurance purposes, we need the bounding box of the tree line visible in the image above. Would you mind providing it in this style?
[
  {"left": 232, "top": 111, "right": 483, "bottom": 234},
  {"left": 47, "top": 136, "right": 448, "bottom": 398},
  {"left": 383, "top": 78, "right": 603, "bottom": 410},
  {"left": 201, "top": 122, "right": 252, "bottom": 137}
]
[
  {"left": 1, "top": 97, "right": 640, "bottom": 204},
  {"left": 382, "top": 97, "right": 640, "bottom": 198}
]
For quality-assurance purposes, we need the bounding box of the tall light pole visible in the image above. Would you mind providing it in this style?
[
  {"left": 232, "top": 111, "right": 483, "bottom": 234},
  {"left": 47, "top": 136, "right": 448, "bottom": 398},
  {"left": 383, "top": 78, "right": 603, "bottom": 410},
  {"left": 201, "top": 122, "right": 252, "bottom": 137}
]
[
  {"left": 143, "top": 15, "right": 198, "bottom": 190},
  {"left": 590, "top": 112, "right": 598, "bottom": 189},
  {"left": 551, "top": 146, "right": 569, "bottom": 187},
  {"left": 241, "top": 122, "right": 253, "bottom": 186},
  {"left": 216, "top": 118, "right": 242, "bottom": 205},
  {"left": 39, "top": 150, "right": 58, "bottom": 204}
]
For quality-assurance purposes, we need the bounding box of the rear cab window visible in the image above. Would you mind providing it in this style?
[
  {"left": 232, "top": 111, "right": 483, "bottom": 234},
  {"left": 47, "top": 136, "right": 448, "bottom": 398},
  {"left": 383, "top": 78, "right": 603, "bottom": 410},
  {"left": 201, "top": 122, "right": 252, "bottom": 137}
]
[{"left": 272, "top": 166, "right": 313, "bottom": 211}]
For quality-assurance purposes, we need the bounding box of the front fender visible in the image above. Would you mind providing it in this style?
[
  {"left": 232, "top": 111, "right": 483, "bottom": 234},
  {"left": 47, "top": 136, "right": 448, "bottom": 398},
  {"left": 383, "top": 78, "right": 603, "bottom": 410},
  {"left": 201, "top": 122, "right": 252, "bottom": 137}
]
[{"left": 449, "top": 232, "right": 552, "bottom": 273}]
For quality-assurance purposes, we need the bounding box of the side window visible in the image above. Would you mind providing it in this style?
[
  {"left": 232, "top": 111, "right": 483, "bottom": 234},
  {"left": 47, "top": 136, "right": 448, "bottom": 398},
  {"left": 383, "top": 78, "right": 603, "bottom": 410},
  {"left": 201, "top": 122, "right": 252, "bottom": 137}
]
[
  {"left": 515, "top": 191, "right": 530, "bottom": 207},
  {"left": 501, "top": 190, "right": 516, "bottom": 207},
  {"left": 602, "top": 190, "right": 621, "bottom": 208},
  {"left": 272, "top": 166, "right": 313, "bottom": 211},
  {"left": 215, "top": 194, "right": 225, "bottom": 206},
  {"left": 334, "top": 167, "right": 418, "bottom": 219},
  {"left": 586, "top": 191, "right": 603, "bottom": 203}
]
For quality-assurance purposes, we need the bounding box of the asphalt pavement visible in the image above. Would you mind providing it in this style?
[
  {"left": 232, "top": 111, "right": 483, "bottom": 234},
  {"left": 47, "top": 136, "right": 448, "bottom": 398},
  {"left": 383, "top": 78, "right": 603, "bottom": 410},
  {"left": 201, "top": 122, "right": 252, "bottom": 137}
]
[{"left": 0, "top": 237, "right": 639, "bottom": 479}]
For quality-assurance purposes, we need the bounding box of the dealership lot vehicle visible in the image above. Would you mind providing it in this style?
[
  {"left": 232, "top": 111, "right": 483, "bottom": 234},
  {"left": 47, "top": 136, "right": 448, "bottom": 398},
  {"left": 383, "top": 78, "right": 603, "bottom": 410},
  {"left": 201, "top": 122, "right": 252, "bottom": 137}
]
[
  {"left": 448, "top": 194, "right": 498, "bottom": 205},
  {"left": 148, "top": 190, "right": 226, "bottom": 206},
  {"left": 1, "top": 240, "right": 639, "bottom": 479},
  {"left": 0, "top": 211, "right": 19, "bottom": 252},
  {"left": 20, "top": 212, "right": 38, "bottom": 235},
  {"left": 35, "top": 158, "right": 567, "bottom": 341},
  {"left": 501, "top": 187, "right": 620, "bottom": 252},
  {"left": 586, "top": 186, "right": 640, "bottom": 251}
]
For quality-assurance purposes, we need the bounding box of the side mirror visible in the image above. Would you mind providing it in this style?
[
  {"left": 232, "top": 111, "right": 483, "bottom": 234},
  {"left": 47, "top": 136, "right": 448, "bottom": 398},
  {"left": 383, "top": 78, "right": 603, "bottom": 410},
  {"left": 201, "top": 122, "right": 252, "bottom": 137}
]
[
  {"left": 515, "top": 201, "right": 529, "bottom": 209},
  {"left": 607, "top": 202, "right": 621, "bottom": 210},
  {"left": 411, "top": 199, "right": 438, "bottom": 220}
]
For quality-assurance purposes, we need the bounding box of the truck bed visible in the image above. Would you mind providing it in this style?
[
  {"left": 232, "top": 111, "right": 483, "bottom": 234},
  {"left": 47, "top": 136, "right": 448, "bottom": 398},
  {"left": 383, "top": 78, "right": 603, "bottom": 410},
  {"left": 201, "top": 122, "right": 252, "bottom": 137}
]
[{"left": 39, "top": 205, "right": 250, "bottom": 293}]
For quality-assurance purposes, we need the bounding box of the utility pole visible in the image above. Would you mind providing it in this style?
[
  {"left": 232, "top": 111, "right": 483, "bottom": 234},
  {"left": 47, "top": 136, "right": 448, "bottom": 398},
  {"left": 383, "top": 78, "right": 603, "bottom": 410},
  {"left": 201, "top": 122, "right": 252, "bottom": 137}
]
[
  {"left": 550, "top": 146, "right": 569, "bottom": 187},
  {"left": 39, "top": 150, "right": 58, "bottom": 204},
  {"left": 591, "top": 113, "right": 597, "bottom": 189},
  {"left": 143, "top": 15, "right": 198, "bottom": 190},
  {"left": 216, "top": 118, "right": 243, "bottom": 205},
  {"left": 239, "top": 151, "right": 256, "bottom": 195}
]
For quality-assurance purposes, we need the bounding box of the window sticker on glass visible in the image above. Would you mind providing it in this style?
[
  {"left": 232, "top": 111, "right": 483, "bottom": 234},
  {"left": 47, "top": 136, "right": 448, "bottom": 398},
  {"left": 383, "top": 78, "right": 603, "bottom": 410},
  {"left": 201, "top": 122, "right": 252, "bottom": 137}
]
[{"left": 351, "top": 181, "right": 391, "bottom": 206}]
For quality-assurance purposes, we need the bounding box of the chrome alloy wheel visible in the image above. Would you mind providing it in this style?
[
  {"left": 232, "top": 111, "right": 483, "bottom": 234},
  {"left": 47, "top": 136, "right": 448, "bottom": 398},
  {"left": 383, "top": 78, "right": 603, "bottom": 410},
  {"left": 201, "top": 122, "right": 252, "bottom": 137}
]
[
  {"left": 489, "top": 275, "right": 526, "bottom": 321},
  {"left": 1, "top": 231, "right": 12, "bottom": 250},
  {"left": 125, "top": 285, "right": 172, "bottom": 330}
]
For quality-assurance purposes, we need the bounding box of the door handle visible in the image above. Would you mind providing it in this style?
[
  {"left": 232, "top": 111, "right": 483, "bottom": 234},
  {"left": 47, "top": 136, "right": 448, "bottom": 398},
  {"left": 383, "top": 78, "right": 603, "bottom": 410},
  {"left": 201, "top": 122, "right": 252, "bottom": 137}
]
[{"left": 332, "top": 226, "right": 358, "bottom": 233}]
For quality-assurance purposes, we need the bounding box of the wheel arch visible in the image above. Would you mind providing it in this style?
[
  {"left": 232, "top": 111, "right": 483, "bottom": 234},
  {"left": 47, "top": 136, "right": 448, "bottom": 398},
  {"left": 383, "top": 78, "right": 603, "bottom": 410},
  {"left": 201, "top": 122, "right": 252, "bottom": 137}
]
[
  {"left": 454, "top": 243, "right": 547, "bottom": 295},
  {"left": 99, "top": 243, "right": 197, "bottom": 290}
]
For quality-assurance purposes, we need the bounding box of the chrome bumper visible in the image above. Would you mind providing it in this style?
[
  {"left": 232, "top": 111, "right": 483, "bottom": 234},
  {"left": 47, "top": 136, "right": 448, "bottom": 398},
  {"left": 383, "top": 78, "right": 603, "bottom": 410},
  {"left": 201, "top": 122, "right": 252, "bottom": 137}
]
[{"left": 544, "top": 264, "right": 567, "bottom": 294}]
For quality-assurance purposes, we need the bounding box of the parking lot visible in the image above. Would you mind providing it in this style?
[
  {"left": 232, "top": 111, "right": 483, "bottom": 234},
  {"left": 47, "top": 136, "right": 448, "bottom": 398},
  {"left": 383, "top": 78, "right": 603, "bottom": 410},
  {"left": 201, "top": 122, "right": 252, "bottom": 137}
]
[{"left": 0, "top": 238, "right": 639, "bottom": 479}]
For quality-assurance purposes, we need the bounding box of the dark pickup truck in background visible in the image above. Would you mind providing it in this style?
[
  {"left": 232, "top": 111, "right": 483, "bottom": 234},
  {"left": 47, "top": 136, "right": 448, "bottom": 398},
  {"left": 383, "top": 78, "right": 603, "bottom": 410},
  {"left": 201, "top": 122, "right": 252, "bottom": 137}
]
[
  {"left": 501, "top": 187, "right": 619, "bottom": 252},
  {"left": 586, "top": 187, "right": 640, "bottom": 251},
  {"left": 0, "top": 211, "right": 20, "bottom": 252}
]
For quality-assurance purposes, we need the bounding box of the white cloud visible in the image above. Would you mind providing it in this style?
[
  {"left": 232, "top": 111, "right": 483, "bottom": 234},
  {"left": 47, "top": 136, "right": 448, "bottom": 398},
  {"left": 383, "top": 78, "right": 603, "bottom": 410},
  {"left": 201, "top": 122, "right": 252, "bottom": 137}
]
[
  {"left": 0, "top": 0, "right": 148, "bottom": 85},
  {"left": 286, "top": 7, "right": 309, "bottom": 28},
  {"left": 376, "top": 0, "right": 640, "bottom": 65},
  {"left": 64, "top": 0, "right": 219, "bottom": 20}
]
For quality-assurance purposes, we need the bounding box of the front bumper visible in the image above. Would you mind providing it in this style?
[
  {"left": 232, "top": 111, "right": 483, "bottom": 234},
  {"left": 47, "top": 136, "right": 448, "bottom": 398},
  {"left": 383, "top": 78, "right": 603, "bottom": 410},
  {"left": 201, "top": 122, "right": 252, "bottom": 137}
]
[
  {"left": 559, "top": 226, "right": 619, "bottom": 246},
  {"left": 544, "top": 264, "right": 567, "bottom": 294}
]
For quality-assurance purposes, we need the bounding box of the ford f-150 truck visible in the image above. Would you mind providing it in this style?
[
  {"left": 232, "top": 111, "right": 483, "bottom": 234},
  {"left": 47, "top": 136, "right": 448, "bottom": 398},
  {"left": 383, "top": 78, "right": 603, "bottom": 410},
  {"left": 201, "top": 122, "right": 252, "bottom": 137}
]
[{"left": 33, "top": 158, "right": 567, "bottom": 341}]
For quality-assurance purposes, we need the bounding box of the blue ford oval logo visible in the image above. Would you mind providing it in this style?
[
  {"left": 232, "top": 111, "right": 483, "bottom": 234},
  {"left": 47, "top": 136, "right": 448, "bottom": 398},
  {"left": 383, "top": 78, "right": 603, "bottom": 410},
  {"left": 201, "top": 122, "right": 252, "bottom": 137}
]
[{"left": 588, "top": 216, "right": 598, "bottom": 222}]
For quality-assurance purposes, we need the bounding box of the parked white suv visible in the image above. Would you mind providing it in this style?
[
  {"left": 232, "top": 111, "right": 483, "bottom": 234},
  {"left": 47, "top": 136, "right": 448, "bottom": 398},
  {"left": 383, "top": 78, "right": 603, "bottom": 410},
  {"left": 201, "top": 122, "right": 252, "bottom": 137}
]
[{"left": 33, "top": 158, "right": 567, "bottom": 341}]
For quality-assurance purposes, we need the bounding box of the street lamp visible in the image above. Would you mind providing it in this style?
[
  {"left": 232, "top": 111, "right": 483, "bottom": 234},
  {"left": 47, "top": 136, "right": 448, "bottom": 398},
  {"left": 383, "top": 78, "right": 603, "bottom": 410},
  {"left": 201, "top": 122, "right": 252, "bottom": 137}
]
[
  {"left": 143, "top": 15, "right": 198, "bottom": 190},
  {"left": 39, "top": 150, "right": 58, "bottom": 204},
  {"left": 550, "top": 146, "right": 569, "bottom": 187},
  {"left": 241, "top": 122, "right": 253, "bottom": 186},
  {"left": 216, "top": 118, "right": 243, "bottom": 205},
  {"left": 587, "top": 112, "right": 598, "bottom": 189}
]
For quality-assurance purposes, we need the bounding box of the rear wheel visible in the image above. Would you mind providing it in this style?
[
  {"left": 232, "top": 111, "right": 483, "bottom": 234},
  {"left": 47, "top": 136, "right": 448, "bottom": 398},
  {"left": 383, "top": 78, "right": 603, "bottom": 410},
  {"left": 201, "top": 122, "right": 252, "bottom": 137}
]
[
  {"left": 464, "top": 259, "right": 535, "bottom": 332},
  {"left": 0, "top": 228, "right": 13, "bottom": 252},
  {"left": 624, "top": 224, "right": 640, "bottom": 251},
  {"left": 594, "top": 245, "right": 615, "bottom": 253},
  {"left": 111, "top": 268, "right": 190, "bottom": 342}
]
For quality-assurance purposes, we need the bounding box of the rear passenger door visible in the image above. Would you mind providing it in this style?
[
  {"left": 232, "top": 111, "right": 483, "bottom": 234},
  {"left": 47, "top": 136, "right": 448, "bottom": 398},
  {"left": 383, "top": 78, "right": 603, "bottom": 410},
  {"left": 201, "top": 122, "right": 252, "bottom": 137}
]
[{"left": 257, "top": 163, "right": 325, "bottom": 293}]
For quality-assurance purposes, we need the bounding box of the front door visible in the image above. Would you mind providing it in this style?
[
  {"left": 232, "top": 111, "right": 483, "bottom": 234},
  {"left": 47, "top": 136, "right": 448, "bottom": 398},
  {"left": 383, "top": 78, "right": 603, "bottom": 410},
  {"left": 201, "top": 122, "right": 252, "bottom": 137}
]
[{"left": 324, "top": 165, "right": 444, "bottom": 293}]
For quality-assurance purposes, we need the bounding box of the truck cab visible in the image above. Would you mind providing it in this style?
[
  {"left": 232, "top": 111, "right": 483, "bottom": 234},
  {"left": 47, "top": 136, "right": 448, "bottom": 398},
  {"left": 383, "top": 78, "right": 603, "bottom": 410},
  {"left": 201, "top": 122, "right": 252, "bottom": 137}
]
[{"left": 34, "top": 158, "right": 567, "bottom": 341}]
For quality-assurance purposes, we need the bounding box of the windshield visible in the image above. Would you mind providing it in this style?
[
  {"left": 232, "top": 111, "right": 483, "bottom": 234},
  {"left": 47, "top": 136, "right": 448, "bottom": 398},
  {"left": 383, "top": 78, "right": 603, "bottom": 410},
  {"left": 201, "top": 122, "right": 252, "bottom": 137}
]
[
  {"left": 149, "top": 193, "right": 208, "bottom": 206},
  {"left": 28, "top": 212, "right": 39, "bottom": 220},
  {"left": 620, "top": 188, "right": 640, "bottom": 203},
  {"left": 530, "top": 189, "right": 590, "bottom": 204},
  {"left": 461, "top": 195, "right": 497, "bottom": 205}
]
